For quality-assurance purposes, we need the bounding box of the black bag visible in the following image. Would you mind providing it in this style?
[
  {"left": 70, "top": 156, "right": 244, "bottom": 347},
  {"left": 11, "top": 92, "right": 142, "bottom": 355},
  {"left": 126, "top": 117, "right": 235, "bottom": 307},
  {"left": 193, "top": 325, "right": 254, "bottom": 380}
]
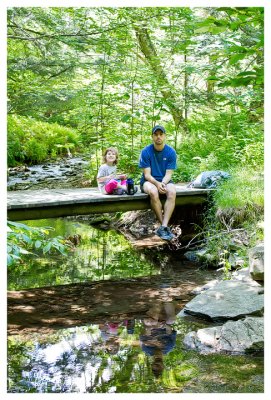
[
  {"left": 187, "top": 170, "right": 231, "bottom": 189},
  {"left": 127, "top": 178, "right": 136, "bottom": 195}
]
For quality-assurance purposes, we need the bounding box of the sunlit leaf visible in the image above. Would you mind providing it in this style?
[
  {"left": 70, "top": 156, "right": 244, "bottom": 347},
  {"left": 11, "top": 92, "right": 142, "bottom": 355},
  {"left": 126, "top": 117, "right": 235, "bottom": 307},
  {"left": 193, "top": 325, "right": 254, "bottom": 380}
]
[
  {"left": 121, "top": 115, "right": 131, "bottom": 123},
  {"left": 35, "top": 240, "right": 42, "bottom": 249}
]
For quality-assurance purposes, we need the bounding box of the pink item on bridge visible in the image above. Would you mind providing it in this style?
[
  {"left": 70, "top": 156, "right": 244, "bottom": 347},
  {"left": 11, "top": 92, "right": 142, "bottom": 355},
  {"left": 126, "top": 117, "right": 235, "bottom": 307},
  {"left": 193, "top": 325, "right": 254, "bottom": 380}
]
[{"left": 105, "top": 179, "right": 127, "bottom": 194}]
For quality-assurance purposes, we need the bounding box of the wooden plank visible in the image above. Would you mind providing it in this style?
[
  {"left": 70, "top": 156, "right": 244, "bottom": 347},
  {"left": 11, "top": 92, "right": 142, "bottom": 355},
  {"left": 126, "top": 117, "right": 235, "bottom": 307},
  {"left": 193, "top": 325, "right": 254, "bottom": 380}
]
[
  {"left": 7, "top": 185, "right": 211, "bottom": 220},
  {"left": 129, "top": 235, "right": 167, "bottom": 249}
]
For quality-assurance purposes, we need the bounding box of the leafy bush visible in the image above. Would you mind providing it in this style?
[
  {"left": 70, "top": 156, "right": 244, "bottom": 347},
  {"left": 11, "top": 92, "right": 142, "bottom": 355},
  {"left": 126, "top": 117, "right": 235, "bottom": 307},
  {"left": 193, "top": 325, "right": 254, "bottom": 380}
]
[
  {"left": 24, "top": 138, "right": 48, "bottom": 164},
  {"left": 194, "top": 165, "right": 264, "bottom": 274},
  {"left": 214, "top": 167, "right": 264, "bottom": 210},
  {"left": 7, "top": 136, "right": 24, "bottom": 166},
  {"left": 7, "top": 221, "right": 71, "bottom": 267},
  {"left": 174, "top": 111, "right": 263, "bottom": 182},
  {"left": 7, "top": 114, "right": 81, "bottom": 166}
]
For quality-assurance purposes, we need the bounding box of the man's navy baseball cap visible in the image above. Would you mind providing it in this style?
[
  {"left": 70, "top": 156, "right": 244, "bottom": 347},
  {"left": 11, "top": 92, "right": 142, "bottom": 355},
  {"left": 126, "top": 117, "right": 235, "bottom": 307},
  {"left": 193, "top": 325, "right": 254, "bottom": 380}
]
[{"left": 152, "top": 125, "right": 166, "bottom": 134}]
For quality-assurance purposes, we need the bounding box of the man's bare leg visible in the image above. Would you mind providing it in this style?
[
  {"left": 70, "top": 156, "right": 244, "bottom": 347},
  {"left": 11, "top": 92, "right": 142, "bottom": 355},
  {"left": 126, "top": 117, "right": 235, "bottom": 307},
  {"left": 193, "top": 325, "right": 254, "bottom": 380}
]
[
  {"left": 142, "top": 182, "right": 163, "bottom": 224},
  {"left": 162, "top": 183, "right": 176, "bottom": 227}
]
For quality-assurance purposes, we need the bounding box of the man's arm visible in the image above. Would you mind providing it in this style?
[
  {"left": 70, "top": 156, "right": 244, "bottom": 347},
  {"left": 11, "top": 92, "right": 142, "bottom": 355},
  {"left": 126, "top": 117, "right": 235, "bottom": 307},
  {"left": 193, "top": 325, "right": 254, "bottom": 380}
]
[
  {"left": 161, "top": 170, "right": 174, "bottom": 185},
  {"left": 143, "top": 167, "right": 169, "bottom": 194},
  {"left": 143, "top": 167, "right": 160, "bottom": 187}
]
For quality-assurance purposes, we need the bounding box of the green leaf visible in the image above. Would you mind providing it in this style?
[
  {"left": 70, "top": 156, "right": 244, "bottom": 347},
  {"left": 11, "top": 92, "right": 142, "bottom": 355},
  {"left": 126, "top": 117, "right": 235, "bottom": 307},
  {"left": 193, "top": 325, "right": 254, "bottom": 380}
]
[
  {"left": 35, "top": 240, "right": 42, "bottom": 249},
  {"left": 230, "top": 21, "right": 241, "bottom": 30},
  {"left": 229, "top": 54, "right": 247, "bottom": 65},
  {"left": 227, "top": 45, "right": 247, "bottom": 53},
  {"left": 43, "top": 242, "right": 52, "bottom": 254},
  {"left": 194, "top": 26, "right": 210, "bottom": 34},
  {"left": 7, "top": 254, "right": 13, "bottom": 266},
  {"left": 237, "top": 71, "right": 257, "bottom": 77},
  {"left": 8, "top": 220, "right": 33, "bottom": 231},
  {"left": 218, "top": 76, "right": 256, "bottom": 88},
  {"left": 121, "top": 115, "right": 131, "bottom": 123},
  {"left": 19, "top": 248, "right": 32, "bottom": 255},
  {"left": 22, "top": 234, "right": 32, "bottom": 244},
  {"left": 207, "top": 76, "right": 219, "bottom": 81},
  {"left": 212, "top": 26, "right": 227, "bottom": 34}
]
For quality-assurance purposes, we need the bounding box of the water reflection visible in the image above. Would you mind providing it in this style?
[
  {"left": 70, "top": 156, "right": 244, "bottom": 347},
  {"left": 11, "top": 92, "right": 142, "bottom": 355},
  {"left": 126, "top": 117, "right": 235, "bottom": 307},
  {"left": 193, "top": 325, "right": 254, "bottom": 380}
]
[
  {"left": 8, "top": 308, "right": 264, "bottom": 393},
  {"left": 140, "top": 302, "right": 177, "bottom": 378},
  {"left": 7, "top": 301, "right": 195, "bottom": 394},
  {"left": 7, "top": 218, "right": 264, "bottom": 393},
  {"left": 8, "top": 218, "right": 158, "bottom": 290}
]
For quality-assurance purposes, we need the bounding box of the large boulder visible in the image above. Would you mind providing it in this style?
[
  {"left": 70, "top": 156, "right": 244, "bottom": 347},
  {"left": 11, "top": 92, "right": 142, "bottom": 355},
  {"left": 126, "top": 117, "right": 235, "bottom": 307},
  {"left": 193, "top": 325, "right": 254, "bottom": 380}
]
[
  {"left": 183, "top": 317, "right": 264, "bottom": 354},
  {"left": 191, "top": 279, "right": 219, "bottom": 295},
  {"left": 231, "top": 267, "right": 262, "bottom": 286},
  {"left": 249, "top": 243, "right": 264, "bottom": 281},
  {"left": 182, "top": 280, "right": 264, "bottom": 321}
]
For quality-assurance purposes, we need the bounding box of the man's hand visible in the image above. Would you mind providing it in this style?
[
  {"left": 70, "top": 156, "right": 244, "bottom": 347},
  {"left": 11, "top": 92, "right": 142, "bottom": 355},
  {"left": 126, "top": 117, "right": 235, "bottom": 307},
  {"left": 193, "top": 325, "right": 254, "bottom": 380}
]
[{"left": 157, "top": 181, "right": 167, "bottom": 194}]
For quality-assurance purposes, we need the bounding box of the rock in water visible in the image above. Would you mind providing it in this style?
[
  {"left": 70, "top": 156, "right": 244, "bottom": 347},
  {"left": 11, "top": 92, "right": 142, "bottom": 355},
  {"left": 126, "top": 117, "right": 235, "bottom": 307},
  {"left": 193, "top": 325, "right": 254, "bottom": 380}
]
[
  {"left": 182, "top": 280, "right": 263, "bottom": 321},
  {"left": 183, "top": 316, "right": 264, "bottom": 354},
  {"left": 249, "top": 243, "right": 264, "bottom": 281}
]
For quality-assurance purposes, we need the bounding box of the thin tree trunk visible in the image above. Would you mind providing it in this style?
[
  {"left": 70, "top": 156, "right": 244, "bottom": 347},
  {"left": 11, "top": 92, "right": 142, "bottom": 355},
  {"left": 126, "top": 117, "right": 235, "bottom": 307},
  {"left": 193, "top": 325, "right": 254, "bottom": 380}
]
[
  {"left": 134, "top": 26, "right": 186, "bottom": 132},
  {"left": 184, "top": 53, "right": 189, "bottom": 120}
]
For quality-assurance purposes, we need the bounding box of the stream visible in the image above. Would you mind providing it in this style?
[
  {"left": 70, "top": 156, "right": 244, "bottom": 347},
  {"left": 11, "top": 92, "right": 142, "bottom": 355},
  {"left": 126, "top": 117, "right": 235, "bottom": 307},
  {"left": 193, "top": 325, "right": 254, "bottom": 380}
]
[
  {"left": 7, "top": 156, "right": 90, "bottom": 191},
  {"left": 7, "top": 218, "right": 264, "bottom": 393}
]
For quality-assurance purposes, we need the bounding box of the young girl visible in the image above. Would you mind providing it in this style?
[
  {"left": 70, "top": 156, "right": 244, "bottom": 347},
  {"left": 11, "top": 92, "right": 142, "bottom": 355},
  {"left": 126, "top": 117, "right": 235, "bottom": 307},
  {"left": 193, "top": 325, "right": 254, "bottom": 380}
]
[{"left": 97, "top": 147, "right": 127, "bottom": 194}]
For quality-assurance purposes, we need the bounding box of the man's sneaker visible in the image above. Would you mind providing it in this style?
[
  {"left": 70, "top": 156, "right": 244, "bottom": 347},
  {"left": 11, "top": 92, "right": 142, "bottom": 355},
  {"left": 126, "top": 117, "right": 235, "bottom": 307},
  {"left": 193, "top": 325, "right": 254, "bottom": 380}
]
[
  {"left": 165, "top": 226, "right": 176, "bottom": 240},
  {"left": 156, "top": 225, "right": 175, "bottom": 241}
]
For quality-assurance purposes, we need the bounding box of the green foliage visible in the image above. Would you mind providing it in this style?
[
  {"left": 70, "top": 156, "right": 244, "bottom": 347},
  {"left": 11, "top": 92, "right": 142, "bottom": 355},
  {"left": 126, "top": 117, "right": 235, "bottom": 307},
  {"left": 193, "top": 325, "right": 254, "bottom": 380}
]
[
  {"left": 214, "top": 167, "right": 263, "bottom": 210},
  {"left": 195, "top": 166, "right": 264, "bottom": 273},
  {"left": 7, "top": 220, "right": 71, "bottom": 267},
  {"left": 7, "top": 115, "right": 81, "bottom": 165},
  {"left": 174, "top": 111, "right": 263, "bottom": 182},
  {"left": 7, "top": 6, "right": 263, "bottom": 165},
  {"left": 7, "top": 219, "right": 159, "bottom": 290}
]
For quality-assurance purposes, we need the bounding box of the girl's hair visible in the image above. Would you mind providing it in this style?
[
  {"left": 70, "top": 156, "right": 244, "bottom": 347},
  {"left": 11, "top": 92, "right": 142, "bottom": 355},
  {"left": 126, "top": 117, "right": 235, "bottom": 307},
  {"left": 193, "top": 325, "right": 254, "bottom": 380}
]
[{"left": 103, "top": 147, "right": 119, "bottom": 165}]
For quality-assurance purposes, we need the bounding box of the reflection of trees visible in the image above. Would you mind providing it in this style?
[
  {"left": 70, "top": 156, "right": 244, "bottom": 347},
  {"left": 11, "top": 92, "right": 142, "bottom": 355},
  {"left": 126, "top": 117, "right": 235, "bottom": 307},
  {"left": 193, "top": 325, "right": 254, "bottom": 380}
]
[
  {"left": 8, "top": 322, "right": 201, "bottom": 393},
  {"left": 8, "top": 220, "right": 158, "bottom": 290},
  {"left": 92, "top": 351, "right": 139, "bottom": 393},
  {"left": 8, "top": 326, "right": 142, "bottom": 392},
  {"left": 9, "top": 317, "right": 264, "bottom": 393}
]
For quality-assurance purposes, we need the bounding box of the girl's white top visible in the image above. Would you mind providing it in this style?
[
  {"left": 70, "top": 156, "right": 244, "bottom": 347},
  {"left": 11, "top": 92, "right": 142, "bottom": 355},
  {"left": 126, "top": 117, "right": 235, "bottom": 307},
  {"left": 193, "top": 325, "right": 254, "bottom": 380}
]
[{"left": 97, "top": 163, "right": 116, "bottom": 193}]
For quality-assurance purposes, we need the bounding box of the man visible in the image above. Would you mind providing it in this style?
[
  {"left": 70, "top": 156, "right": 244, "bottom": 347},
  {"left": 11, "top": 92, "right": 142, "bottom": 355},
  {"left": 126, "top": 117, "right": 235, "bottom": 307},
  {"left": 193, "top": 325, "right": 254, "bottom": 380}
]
[
  {"left": 139, "top": 301, "right": 177, "bottom": 378},
  {"left": 139, "top": 125, "right": 177, "bottom": 241}
]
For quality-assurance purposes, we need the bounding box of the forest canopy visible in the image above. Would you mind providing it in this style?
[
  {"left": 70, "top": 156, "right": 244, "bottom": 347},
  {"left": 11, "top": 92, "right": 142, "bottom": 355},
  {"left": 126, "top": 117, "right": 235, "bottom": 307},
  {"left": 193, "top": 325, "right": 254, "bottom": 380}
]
[{"left": 7, "top": 6, "right": 263, "bottom": 182}]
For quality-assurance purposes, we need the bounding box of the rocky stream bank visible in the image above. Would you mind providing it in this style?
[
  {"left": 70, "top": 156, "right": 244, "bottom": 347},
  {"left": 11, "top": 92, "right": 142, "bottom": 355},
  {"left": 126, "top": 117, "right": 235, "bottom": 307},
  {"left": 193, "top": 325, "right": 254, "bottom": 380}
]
[
  {"left": 7, "top": 156, "right": 90, "bottom": 191},
  {"left": 8, "top": 158, "right": 264, "bottom": 356},
  {"left": 114, "top": 211, "right": 264, "bottom": 356}
]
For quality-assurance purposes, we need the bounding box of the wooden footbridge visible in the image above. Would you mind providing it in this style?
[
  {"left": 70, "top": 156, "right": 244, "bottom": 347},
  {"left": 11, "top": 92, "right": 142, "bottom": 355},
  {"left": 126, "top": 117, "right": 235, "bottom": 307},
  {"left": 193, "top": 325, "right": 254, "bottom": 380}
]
[{"left": 7, "top": 184, "right": 211, "bottom": 221}]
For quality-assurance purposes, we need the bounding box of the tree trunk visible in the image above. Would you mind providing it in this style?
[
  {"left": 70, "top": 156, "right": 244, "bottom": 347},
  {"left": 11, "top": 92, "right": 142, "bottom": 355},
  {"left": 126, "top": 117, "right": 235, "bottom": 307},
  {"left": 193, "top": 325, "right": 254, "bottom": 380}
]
[
  {"left": 184, "top": 53, "right": 189, "bottom": 120},
  {"left": 135, "top": 26, "right": 186, "bottom": 132}
]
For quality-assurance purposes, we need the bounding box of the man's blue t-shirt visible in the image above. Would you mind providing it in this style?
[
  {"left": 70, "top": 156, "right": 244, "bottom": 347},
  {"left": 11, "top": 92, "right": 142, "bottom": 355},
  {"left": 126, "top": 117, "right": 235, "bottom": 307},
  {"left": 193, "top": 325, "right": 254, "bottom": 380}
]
[
  {"left": 139, "top": 144, "right": 177, "bottom": 186},
  {"left": 140, "top": 328, "right": 177, "bottom": 355}
]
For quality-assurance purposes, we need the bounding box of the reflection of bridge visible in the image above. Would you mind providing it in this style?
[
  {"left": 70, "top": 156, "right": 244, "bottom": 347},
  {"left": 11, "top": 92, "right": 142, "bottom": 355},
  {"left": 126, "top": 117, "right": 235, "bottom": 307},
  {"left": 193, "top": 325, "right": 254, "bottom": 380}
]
[{"left": 7, "top": 184, "right": 211, "bottom": 221}]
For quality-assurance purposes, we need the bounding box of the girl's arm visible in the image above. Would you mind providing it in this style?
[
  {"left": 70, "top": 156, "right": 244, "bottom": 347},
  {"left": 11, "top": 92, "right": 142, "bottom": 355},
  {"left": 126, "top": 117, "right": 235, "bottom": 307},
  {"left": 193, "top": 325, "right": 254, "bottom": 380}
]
[
  {"left": 116, "top": 173, "right": 127, "bottom": 179},
  {"left": 97, "top": 173, "right": 115, "bottom": 183}
]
